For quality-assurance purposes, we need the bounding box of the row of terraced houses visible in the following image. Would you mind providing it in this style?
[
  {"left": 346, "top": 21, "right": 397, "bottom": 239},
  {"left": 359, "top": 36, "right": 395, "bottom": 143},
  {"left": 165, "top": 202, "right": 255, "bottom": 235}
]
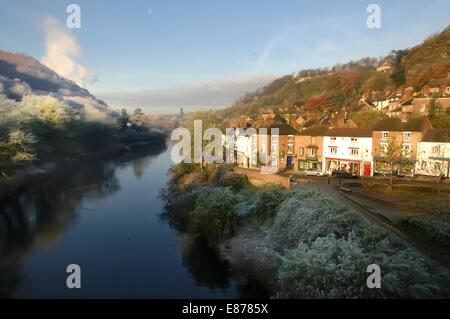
[{"left": 232, "top": 118, "right": 450, "bottom": 178}]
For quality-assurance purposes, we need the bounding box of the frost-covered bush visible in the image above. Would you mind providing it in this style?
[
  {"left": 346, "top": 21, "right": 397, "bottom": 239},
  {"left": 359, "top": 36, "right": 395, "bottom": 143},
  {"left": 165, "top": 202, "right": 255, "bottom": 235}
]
[
  {"left": 0, "top": 129, "right": 37, "bottom": 175},
  {"left": 226, "top": 236, "right": 283, "bottom": 290},
  {"left": 277, "top": 234, "right": 375, "bottom": 298},
  {"left": 8, "top": 129, "right": 37, "bottom": 152},
  {"left": 219, "top": 171, "right": 249, "bottom": 191},
  {"left": 63, "top": 96, "right": 114, "bottom": 124},
  {"left": 191, "top": 187, "right": 242, "bottom": 245},
  {"left": 253, "top": 185, "right": 288, "bottom": 222},
  {"left": 396, "top": 216, "right": 450, "bottom": 249},
  {"left": 277, "top": 234, "right": 450, "bottom": 298},
  {"left": 271, "top": 189, "right": 364, "bottom": 248},
  {"left": 21, "top": 95, "right": 74, "bottom": 127},
  {"left": 273, "top": 189, "right": 450, "bottom": 298}
]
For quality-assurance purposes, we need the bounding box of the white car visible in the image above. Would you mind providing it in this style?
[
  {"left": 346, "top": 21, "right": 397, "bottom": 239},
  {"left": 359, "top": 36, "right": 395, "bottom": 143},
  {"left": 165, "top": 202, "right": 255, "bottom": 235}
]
[{"left": 302, "top": 169, "right": 327, "bottom": 177}]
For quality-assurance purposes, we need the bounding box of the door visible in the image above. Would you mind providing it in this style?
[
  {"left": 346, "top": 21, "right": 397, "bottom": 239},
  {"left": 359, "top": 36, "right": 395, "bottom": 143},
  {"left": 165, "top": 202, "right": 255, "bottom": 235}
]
[
  {"left": 287, "top": 156, "right": 293, "bottom": 168},
  {"left": 364, "top": 164, "right": 371, "bottom": 176}
]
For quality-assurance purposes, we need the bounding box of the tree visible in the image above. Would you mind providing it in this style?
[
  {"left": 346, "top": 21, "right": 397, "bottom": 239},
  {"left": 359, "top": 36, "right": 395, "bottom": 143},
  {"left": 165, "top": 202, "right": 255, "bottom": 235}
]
[
  {"left": 118, "top": 108, "right": 130, "bottom": 129},
  {"left": 389, "top": 49, "right": 409, "bottom": 87},
  {"left": 350, "top": 110, "right": 388, "bottom": 129},
  {"left": 429, "top": 99, "right": 450, "bottom": 129},
  {"left": 181, "top": 110, "right": 223, "bottom": 172},
  {"left": 131, "top": 108, "right": 145, "bottom": 127},
  {"left": 191, "top": 187, "right": 239, "bottom": 244},
  {"left": 0, "top": 129, "right": 37, "bottom": 176},
  {"left": 21, "top": 95, "right": 73, "bottom": 127},
  {"left": 376, "top": 137, "right": 414, "bottom": 189}
]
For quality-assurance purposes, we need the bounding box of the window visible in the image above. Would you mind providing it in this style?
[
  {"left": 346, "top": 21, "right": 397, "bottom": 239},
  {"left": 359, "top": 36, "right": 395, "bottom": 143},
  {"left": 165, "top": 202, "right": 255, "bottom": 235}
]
[
  {"left": 381, "top": 132, "right": 389, "bottom": 140},
  {"left": 329, "top": 147, "right": 337, "bottom": 154},
  {"left": 287, "top": 143, "right": 293, "bottom": 154},
  {"left": 403, "top": 132, "right": 411, "bottom": 142},
  {"left": 299, "top": 147, "right": 304, "bottom": 156},
  {"left": 288, "top": 135, "right": 294, "bottom": 142},
  {"left": 271, "top": 143, "right": 278, "bottom": 153},
  {"left": 403, "top": 144, "right": 411, "bottom": 156},
  {"left": 380, "top": 143, "right": 388, "bottom": 156},
  {"left": 421, "top": 161, "right": 427, "bottom": 170},
  {"left": 432, "top": 145, "right": 441, "bottom": 154},
  {"left": 308, "top": 148, "right": 317, "bottom": 157},
  {"left": 350, "top": 148, "right": 359, "bottom": 155},
  {"left": 420, "top": 105, "right": 426, "bottom": 113},
  {"left": 434, "top": 162, "right": 441, "bottom": 171},
  {"left": 351, "top": 137, "right": 358, "bottom": 143}
]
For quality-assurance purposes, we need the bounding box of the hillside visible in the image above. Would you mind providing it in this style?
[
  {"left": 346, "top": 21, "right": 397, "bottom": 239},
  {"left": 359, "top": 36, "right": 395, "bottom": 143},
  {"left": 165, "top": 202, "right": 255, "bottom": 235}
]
[
  {"left": 404, "top": 26, "right": 450, "bottom": 88},
  {"left": 0, "top": 50, "right": 109, "bottom": 120},
  {"left": 0, "top": 51, "right": 166, "bottom": 178},
  {"left": 219, "top": 26, "right": 450, "bottom": 121}
]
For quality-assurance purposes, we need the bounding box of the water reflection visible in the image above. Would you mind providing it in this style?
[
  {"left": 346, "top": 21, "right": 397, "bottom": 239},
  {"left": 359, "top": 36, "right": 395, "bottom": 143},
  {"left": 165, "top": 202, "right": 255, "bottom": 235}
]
[
  {"left": 0, "top": 148, "right": 161, "bottom": 298},
  {"left": 180, "top": 236, "right": 232, "bottom": 292},
  {"left": 0, "top": 143, "right": 266, "bottom": 298}
]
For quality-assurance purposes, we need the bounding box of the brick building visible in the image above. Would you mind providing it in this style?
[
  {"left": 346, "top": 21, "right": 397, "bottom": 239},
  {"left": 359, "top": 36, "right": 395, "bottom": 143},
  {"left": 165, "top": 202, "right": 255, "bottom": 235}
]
[{"left": 294, "top": 125, "right": 328, "bottom": 173}]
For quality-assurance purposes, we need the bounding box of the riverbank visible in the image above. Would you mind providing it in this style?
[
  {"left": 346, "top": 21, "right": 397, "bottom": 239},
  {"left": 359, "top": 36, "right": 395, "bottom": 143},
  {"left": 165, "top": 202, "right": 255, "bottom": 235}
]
[
  {"left": 160, "top": 163, "right": 450, "bottom": 298},
  {"left": 0, "top": 138, "right": 167, "bottom": 201}
]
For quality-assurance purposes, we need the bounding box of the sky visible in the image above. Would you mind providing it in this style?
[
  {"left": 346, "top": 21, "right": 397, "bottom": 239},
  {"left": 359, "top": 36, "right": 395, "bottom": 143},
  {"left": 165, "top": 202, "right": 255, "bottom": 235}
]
[{"left": 1, "top": 0, "right": 450, "bottom": 114}]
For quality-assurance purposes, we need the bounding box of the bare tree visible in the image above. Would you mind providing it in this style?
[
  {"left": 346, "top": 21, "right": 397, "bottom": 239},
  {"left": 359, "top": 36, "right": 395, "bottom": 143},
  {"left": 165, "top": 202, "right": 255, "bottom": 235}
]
[{"left": 376, "top": 137, "right": 414, "bottom": 189}]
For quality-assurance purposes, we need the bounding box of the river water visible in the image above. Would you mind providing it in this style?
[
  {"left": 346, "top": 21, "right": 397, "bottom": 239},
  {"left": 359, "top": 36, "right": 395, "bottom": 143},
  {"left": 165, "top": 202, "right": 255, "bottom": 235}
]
[{"left": 0, "top": 144, "right": 263, "bottom": 298}]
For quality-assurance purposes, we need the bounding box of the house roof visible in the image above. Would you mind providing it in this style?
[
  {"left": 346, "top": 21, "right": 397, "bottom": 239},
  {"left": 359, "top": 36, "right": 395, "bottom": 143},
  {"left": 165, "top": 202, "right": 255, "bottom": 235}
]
[
  {"left": 422, "top": 129, "right": 450, "bottom": 143},
  {"left": 267, "top": 123, "right": 299, "bottom": 135},
  {"left": 297, "top": 125, "right": 329, "bottom": 136},
  {"left": 325, "top": 128, "right": 373, "bottom": 138},
  {"left": 373, "top": 117, "right": 432, "bottom": 132}
]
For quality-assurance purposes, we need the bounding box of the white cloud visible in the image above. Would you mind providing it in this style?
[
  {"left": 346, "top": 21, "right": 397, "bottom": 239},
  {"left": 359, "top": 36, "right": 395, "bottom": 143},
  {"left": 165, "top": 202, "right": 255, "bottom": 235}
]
[
  {"left": 95, "top": 74, "right": 277, "bottom": 114},
  {"left": 41, "top": 16, "right": 97, "bottom": 88}
]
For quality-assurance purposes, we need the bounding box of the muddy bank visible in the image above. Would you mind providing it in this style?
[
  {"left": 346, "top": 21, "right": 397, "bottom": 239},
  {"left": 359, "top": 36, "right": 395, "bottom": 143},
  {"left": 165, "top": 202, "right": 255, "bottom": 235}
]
[{"left": 0, "top": 139, "right": 167, "bottom": 201}]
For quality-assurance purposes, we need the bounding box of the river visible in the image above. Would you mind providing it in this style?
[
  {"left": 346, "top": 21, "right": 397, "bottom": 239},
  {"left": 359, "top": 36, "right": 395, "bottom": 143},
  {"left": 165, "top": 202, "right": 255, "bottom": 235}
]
[{"left": 0, "top": 143, "right": 264, "bottom": 298}]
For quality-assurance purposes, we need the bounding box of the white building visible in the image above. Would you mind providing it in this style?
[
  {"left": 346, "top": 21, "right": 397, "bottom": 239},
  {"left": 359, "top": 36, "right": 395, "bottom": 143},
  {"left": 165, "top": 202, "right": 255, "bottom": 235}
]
[
  {"left": 323, "top": 128, "right": 374, "bottom": 176},
  {"left": 235, "top": 128, "right": 258, "bottom": 169},
  {"left": 415, "top": 129, "right": 450, "bottom": 178}
]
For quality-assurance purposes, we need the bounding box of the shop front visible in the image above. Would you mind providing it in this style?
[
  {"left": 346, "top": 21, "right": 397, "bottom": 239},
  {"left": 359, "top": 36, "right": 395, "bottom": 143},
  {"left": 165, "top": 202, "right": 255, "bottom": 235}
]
[
  {"left": 325, "top": 158, "right": 364, "bottom": 176},
  {"left": 298, "top": 159, "right": 323, "bottom": 172}
]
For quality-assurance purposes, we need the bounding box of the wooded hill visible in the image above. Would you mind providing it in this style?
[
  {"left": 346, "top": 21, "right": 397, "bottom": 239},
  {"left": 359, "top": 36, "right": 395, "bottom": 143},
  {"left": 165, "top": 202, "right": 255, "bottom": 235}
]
[{"left": 218, "top": 26, "right": 450, "bottom": 121}]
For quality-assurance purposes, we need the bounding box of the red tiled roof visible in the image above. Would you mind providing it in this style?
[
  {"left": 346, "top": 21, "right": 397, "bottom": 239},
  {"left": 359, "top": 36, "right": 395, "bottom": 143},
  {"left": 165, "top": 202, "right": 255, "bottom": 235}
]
[{"left": 325, "top": 128, "right": 373, "bottom": 138}]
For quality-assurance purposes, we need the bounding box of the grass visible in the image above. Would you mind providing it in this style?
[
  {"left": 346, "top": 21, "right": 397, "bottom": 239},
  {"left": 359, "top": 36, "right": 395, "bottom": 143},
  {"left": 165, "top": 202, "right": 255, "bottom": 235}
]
[{"left": 343, "top": 182, "right": 363, "bottom": 188}]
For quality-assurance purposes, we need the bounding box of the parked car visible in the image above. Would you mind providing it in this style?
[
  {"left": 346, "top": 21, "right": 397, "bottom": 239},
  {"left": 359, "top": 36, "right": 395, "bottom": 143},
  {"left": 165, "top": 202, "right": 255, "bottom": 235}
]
[
  {"left": 332, "top": 170, "right": 358, "bottom": 179},
  {"left": 302, "top": 169, "right": 327, "bottom": 177}
]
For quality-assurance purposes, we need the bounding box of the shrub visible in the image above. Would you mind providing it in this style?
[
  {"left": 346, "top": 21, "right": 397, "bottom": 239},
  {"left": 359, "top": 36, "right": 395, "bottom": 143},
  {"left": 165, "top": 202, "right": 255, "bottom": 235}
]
[
  {"left": 277, "top": 234, "right": 450, "bottom": 298},
  {"left": 253, "top": 185, "right": 288, "bottom": 223},
  {"left": 277, "top": 234, "right": 376, "bottom": 298},
  {"left": 396, "top": 216, "right": 450, "bottom": 249},
  {"left": 0, "top": 129, "right": 37, "bottom": 175},
  {"left": 170, "top": 162, "right": 199, "bottom": 181},
  {"left": 226, "top": 236, "right": 283, "bottom": 290},
  {"left": 271, "top": 189, "right": 364, "bottom": 248},
  {"left": 191, "top": 187, "right": 242, "bottom": 245},
  {"left": 219, "top": 171, "right": 249, "bottom": 191}
]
